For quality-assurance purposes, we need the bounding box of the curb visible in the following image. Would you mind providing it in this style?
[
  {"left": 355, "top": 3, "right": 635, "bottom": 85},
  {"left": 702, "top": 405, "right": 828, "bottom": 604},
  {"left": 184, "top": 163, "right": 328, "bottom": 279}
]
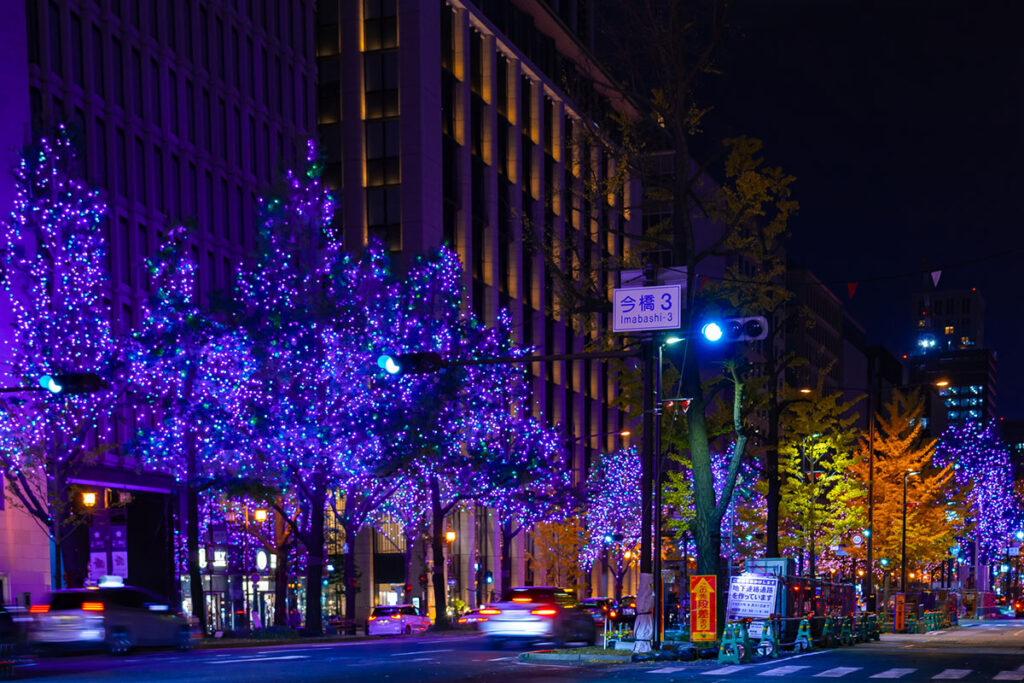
[{"left": 518, "top": 651, "right": 633, "bottom": 664}]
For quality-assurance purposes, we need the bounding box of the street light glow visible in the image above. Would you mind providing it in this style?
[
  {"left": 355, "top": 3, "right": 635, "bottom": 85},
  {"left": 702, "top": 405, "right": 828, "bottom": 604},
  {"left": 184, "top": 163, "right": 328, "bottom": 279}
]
[
  {"left": 82, "top": 491, "right": 97, "bottom": 508},
  {"left": 665, "top": 336, "right": 683, "bottom": 345},
  {"left": 254, "top": 509, "right": 268, "bottom": 523}
]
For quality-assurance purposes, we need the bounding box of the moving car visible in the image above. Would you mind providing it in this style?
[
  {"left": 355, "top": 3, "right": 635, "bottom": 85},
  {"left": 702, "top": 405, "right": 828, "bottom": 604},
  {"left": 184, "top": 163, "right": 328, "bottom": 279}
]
[
  {"left": 477, "top": 586, "right": 596, "bottom": 648},
  {"left": 578, "top": 597, "right": 613, "bottom": 628},
  {"left": 614, "top": 595, "right": 637, "bottom": 625},
  {"left": 366, "top": 604, "right": 431, "bottom": 635},
  {"left": 455, "top": 609, "right": 490, "bottom": 630},
  {"left": 29, "top": 586, "right": 191, "bottom": 655}
]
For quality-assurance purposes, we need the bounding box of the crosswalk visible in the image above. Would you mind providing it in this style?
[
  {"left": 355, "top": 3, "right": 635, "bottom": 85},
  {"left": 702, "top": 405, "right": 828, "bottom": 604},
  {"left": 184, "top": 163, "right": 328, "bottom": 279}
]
[{"left": 646, "top": 663, "right": 1024, "bottom": 680}]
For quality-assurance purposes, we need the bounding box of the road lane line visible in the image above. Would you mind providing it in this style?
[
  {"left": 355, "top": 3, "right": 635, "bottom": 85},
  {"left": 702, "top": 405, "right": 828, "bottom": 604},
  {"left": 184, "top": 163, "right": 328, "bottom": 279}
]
[
  {"left": 870, "top": 669, "right": 916, "bottom": 679},
  {"left": 649, "top": 667, "right": 685, "bottom": 674},
  {"left": 701, "top": 665, "right": 747, "bottom": 675},
  {"left": 815, "top": 667, "right": 862, "bottom": 677},
  {"left": 208, "top": 655, "right": 311, "bottom": 664},
  {"left": 932, "top": 671, "right": 971, "bottom": 680},
  {"left": 995, "top": 673, "right": 1024, "bottom": 681},
  {"left": 389, "top": 648, "right": 454, "bottom": 657},
  {"left": 758, "top": 665, "right": 810, "bottom": 676}
]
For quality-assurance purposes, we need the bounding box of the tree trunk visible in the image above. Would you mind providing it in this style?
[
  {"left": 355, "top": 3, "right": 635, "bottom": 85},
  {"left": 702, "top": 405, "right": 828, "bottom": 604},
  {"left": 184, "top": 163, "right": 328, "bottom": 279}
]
[
  {"left": 766, "top": 404, "right": 781, "bottom": 558},
  {"left": 500, "top": 519, "right": 514, "bottom": 593},
  {"left": 50, "top": 462, "right": 65, "bottom": 591},
  {"left": 429, "top": 475, "right": 449, "bottom": 629},
  {"left": 304, "top": 491, "right": 326, "bottom": 636},
  {"left": 273, "top": 542, "right": 289, "bottom": 627},
  {"left": 186, "top": 481, "right": 207, "bottom": 634},
  {"left": 342, "top": 520, "right": 358, "bottom": 635}
]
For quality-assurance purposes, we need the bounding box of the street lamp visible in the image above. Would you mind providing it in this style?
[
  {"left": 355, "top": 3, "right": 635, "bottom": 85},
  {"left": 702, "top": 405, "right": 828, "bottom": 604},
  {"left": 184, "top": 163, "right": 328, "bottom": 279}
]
[
  {"left": 82, "top": 491, "right": 97, "bottom": 508},
  {"left": 653, "top": 335, "right": 684, "bottom": 647},
  {"left": 901, "top": 470, "right": 921, "bottom": 592}
]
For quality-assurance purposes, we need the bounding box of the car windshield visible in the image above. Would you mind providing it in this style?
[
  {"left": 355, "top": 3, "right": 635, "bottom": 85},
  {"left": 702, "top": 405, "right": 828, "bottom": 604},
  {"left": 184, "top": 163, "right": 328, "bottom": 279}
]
[{"left": 501, "top": 587, "right": 574, "bottom": 605}]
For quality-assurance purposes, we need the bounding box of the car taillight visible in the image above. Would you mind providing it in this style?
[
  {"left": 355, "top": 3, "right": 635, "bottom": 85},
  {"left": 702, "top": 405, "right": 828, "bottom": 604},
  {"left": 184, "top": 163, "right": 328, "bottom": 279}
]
[
  {"left": 512, "top": 597, "right": 531, "bottom": 603},
  {"left": 368, "top": 616, "right": 377, "bottom": 621},
  {"left": 82, "top": 602, "right": 104, "bottom": 612},
  {"left": 610, "top": 610, "right": 617, "bottom": 617},
  {"left": 389, "top": 614, "right": 401, "bottom": 620},
  {"left": 29, "top": 605, "right": 49, "bottom": 614},
  {"left": 630, "top": 602, "right": 636, "bottom": 608},
  {"left": 531, "top": 607, "right": 558, "bottom": 616},
  {"left": 479, "top": 608, "right": 502, "bottom": 615},
  {"left": 457, "top": 618, "right": 467, "bottom": 623}
]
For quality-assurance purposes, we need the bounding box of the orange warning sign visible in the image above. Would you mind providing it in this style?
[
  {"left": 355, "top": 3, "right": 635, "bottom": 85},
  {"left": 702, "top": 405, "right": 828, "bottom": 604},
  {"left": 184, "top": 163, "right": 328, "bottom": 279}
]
[
  {"left": 894, "top": 593, "right": 906, "bottom": 633},
  {"left": 690, "top": 574, "right": 717, "bottom": 641}
]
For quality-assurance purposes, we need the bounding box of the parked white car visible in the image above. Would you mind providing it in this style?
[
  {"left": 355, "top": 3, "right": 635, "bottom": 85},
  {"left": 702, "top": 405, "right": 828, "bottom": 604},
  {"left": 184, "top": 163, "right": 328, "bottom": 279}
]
[{"left": 367, "top": 604, "right": 431, "bottom": 635}]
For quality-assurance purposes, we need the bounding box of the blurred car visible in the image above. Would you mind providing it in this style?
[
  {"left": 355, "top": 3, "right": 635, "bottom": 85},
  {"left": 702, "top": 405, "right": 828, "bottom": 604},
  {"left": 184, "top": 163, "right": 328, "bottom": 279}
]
[
  {"left": 477, "top": 586, "right": 596, "bottom": 648},
  {"left": 366, "top": 605, "right": 430, "bottom": 635},
  {"left": 455, "top": 609, "right": 490, "bottom": 630},
  {"left": 1013, "top": 599, "right": 1024, "bottom": 619},
  {"left": 29, "top": 586, "right": 191, "bottom": 655},
  {"left": 613, "top": 596, "right": 637, "bottom": 625},
  {"left": 578, "top": 597, "right": 613, "bottom": 628}
]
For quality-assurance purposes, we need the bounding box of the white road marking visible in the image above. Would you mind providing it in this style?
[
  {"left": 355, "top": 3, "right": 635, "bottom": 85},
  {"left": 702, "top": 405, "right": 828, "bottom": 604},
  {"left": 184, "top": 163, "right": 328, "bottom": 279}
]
[
  {"left": 995, "top": 673, "right": 1024, "bottom": 681},
  {"left": 931, "top": 670, "right": 972, "bottom": 680},
  {"left": 815, "top": 667, "right": 862, "bottom": 677},
  {"left": 489, "top": 656, "right": 513, "bottom": 661},
  {"left": 649, "top": 667, "right": 686, "bottom": 674},
  {"left": 208, "top": 654, "right": 311, "bottom": 664},
  {"left": 925, "top": 630, "right": 946, "bottom": 636},
  {"left": 388, "top": 648, "right": 453, "bottom": 657},
  {"left": 701, "top": 665, "right": 747, "bottom": 675},
  {"left": 758, "top": 665, "right": 810, "bottom": 676},
  {"left": 870, "top": 669, "right": 917, "bottom": 679}
]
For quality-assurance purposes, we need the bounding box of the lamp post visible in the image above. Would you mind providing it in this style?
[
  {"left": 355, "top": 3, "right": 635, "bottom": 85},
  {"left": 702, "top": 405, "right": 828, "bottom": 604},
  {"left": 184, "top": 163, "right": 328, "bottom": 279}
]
[
  {"left": 901, "top": 470, "right": 920, "bottom": 592},
  {"left": 653, "top": 335, "right": 683, "bottom": 648}
]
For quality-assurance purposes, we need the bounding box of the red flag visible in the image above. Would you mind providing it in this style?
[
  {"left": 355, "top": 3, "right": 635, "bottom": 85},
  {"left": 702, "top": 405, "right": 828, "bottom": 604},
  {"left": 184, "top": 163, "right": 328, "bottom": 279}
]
[{"left": 847, "top": 282, "right": 858, "bottom": 299}]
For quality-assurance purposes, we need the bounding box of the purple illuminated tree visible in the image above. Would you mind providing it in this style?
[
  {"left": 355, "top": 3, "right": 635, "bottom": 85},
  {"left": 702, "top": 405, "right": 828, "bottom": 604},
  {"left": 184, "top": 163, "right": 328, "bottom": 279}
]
[
  {"left": 0, "top": 128, "right": 120, "bottom": 589},
  {"left": 374, "top": 471, "right": 431, "bottom": 605},
  {"left": 128, "top": 223, "right": 253, "bottom": 632},
  {"left": 935, "top": 420, "right": 1015, "bottom": 564},
  {"left": 581, "top": 448, "right": 642, "bottom": 600},
  {"left": 476, "top": 411, "right": 571, "bottom": 593},
  {"left": 230, "top": 143, "right": 394, "bottom": 635}
]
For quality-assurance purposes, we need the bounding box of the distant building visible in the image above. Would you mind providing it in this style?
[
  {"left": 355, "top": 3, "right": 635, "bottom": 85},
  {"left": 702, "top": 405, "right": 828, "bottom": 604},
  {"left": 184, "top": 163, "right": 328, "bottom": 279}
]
[
  {"left": 908, "top": 287, "right": 997, "bottom": 430},
  {"left": 998, "top": 419, "right": 1024, "bottom": 480}
]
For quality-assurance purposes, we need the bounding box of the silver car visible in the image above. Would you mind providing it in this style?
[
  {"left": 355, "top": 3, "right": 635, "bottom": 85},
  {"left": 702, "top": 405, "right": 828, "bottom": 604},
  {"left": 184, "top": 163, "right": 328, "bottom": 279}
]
[
  {"left": 30, "top": 587, "right": 191, "bottom": 655},
  {"left": 478, "top": 586, "right": 596, "bottom": 648}
]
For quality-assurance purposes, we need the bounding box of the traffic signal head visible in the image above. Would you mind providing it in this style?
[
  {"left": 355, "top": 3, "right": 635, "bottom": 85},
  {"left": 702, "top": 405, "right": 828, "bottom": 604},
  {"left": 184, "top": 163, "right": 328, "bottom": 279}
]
[
  {"left": 701, "top": 316, "right": 768, "bottom": 342},
  {"left": 376, "top": 351, "right": 444, "bottom": 375},
  {"left": 485, "top": 571, "right": 493, "bottom": 584},
  {"left": 38, "top": 373, "right": 107, "bottom": 395}
]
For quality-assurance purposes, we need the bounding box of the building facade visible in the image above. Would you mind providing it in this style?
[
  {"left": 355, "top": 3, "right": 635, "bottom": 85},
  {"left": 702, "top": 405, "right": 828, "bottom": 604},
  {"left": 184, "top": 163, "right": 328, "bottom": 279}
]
[{"left": 316, "top": 0, "right": 637, "bottom": 616}]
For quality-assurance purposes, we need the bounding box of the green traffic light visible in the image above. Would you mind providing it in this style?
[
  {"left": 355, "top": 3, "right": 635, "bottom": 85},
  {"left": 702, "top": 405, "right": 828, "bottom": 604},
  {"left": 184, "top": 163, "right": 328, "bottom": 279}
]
[
  {"left": 701, "top": 322, "right": 723, "bottom": 342},
  {"left": 38, "top": 375, "right": 63, "bottom": 394},
  {"left": 376, "top": 354, "right": 401, "bottom": 374}
]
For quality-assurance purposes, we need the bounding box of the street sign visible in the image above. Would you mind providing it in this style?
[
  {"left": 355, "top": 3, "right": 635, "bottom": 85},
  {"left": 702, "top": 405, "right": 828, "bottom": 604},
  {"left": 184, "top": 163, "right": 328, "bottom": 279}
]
[
  {"left": 725, "top": 572, "right": 780, "bottom": 623},
  {"left": 612, "top": 285, "right": 682, "bottom": 333},
  {"left": 894, "top": 593, "right": 906, "bottom": 632},
  {"left": 689, "top": 575, "right": 717, "bottom": 642}
]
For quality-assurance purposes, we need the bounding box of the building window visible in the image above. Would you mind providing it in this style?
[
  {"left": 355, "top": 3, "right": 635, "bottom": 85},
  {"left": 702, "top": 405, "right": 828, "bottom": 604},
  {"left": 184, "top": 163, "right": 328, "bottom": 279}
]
[
  {"left": 364, "top": 51, "right": 399, "bottom": 118},
  {"left": 363, "top": 0, "right": 398, "bottom": 51},
  {"left": 365, "top": 119, "right": 400, "bottom": 185},
  {"left": 366, "top": 185, "right": 401, "bottom": 251},
  {"left": 944, "top": 325, "right": 954, "bottom": 335}
]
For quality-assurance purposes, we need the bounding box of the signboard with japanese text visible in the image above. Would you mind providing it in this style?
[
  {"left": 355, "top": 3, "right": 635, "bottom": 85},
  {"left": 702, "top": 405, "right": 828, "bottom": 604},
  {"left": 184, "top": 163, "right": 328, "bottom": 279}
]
[
  {"left": 726, "top": 572, "right": 780, "bottom": 624},
  {"left": 612, "top": 285, "right": 682, "bottom": 332},
  {"left": 689, "top": 575, "right": 717, "bottom": 641},
  {"left": 894, "top": 593, "right": 906, "bottom": 632}
]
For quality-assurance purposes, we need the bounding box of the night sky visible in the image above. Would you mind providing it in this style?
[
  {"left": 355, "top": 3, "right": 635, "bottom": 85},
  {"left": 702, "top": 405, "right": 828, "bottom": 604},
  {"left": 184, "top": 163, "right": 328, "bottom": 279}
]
[{"left": 698, "top": 0, "right": 1024, "bottom": 418}]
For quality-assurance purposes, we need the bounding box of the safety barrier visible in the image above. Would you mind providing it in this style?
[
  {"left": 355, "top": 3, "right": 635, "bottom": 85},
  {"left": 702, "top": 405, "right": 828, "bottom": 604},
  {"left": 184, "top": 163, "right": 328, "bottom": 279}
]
[{"left": 718, "top": 621, "right": 754, "bottom": 664}]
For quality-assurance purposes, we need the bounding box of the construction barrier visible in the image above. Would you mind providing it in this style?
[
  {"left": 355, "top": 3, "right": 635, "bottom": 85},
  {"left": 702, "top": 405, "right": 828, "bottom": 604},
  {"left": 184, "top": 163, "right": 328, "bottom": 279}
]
[
  {"left": 718, "top": 621, "right": 754, "bottom": 664},
  {"left": 755, "top": 619, "right": 781, "bottom": 659}
]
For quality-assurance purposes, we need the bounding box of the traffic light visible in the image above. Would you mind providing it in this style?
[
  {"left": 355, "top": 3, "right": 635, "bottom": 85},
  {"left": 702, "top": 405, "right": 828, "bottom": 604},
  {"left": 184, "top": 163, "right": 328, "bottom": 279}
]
[
  {"left": 38, "top": 373, "right": 107, "bottom": 395},
  {"left": 485, "top": 571, "right": 493, "bottom": 585},
  {"left": 376, "top": 351, "right": 444, "bottom": 375},
  {"left": 419, "top": 573, "right": 428, "bottom": 588},
  {"left": 700, "top": 316, "right": 768, "bottom": 342}
]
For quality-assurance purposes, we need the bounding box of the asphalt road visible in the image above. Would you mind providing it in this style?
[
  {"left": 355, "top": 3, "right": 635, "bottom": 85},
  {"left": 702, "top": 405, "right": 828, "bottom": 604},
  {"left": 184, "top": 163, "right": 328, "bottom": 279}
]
[{"left": 14, "top": 619, "right": 1024, "bottom": 682}]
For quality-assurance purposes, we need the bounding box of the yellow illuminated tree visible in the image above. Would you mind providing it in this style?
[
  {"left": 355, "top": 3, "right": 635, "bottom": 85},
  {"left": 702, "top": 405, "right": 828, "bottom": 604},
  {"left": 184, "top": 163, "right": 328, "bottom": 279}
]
[
  {"left": 528, "top": 518, "right": 586, "bottom": 595},
  {"left": 778, "top": 383, "right": 865, "bottom": 577},
  {"left": 849, "top": 390, "right": 963, "bottom": 582}
]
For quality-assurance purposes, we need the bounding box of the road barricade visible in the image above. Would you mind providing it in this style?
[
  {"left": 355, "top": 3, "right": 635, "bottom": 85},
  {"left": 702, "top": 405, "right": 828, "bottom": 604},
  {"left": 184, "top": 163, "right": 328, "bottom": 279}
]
[
  {"left": 755, "top": 619, "right": 781, "bottom": 659},
  {"left": 718, "top": 621, "right": 754, "bottom": 664}
]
